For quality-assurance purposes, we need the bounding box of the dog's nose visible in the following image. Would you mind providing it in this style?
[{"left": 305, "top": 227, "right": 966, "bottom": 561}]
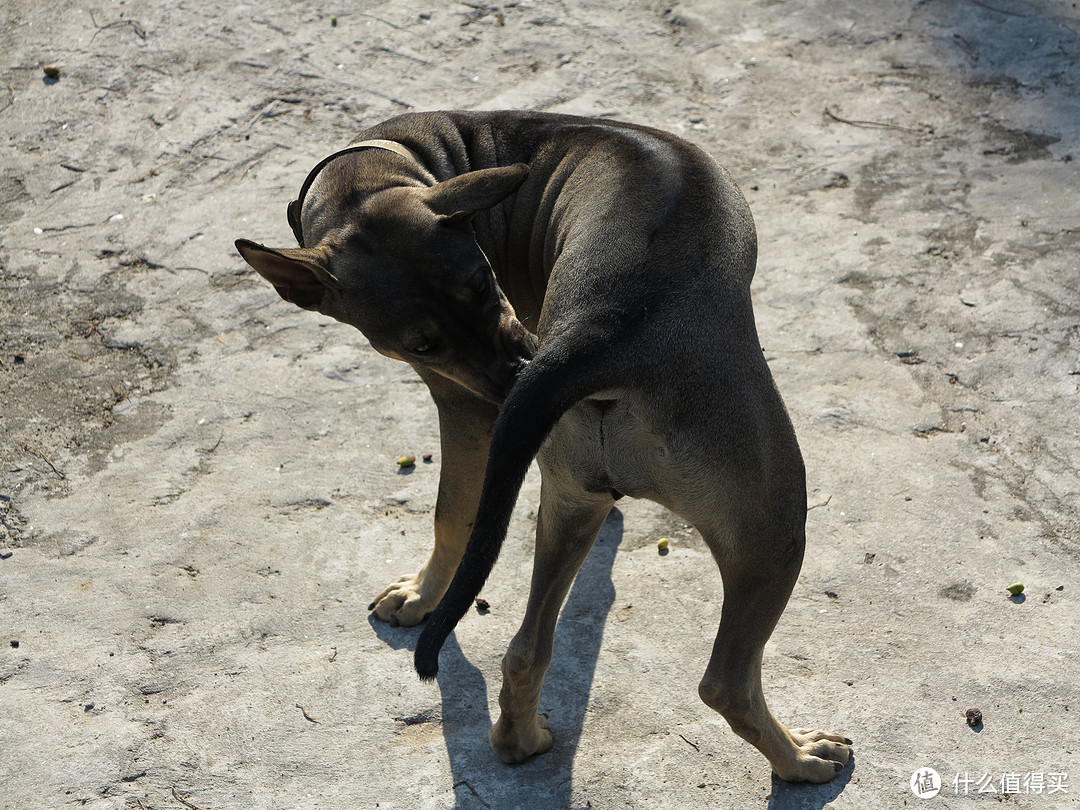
[
  {"left": 505, "top": 358, "right": 531, "bottom": 395},
  {"left": 486, "top": 360, "right": 524, "bottom": 401}
]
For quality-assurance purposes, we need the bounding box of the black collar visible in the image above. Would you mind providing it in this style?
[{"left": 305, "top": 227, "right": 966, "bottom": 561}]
[{"left": 287, "top": 139, "right": 419, "bottom": 246}]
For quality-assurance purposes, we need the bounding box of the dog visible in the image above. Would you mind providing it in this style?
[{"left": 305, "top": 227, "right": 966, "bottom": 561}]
[{"left": 235, "top": 110, "right": 851, "bottom": 782}]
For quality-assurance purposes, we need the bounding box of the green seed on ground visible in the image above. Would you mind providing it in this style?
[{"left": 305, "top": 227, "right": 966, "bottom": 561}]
[
  {"left": 657, "top": 537, "right": 669, "bottom": 551},
  {"left": 1007, "top": 582, "right": 1024, "bottom": 596}
]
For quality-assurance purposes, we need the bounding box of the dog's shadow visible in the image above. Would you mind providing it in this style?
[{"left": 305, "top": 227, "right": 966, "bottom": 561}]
[
  {"left": 768, "top": 759, "right": 854, "bottom": 810},
  {"left": 370, "top": 507, "right": 625, "bottom": 808}
]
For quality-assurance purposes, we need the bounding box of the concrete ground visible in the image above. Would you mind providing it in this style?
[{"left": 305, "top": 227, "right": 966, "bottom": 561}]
[{"left": 1, "top": 0, "right": 1078, "bottom": 807}]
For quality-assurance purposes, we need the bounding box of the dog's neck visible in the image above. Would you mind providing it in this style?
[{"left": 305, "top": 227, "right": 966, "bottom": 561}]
[{"left": 288, "top": 139, "right": 422, "bottom": 247}]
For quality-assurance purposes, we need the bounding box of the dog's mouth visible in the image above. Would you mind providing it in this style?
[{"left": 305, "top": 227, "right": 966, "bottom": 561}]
[
  {"left": 405, "top": 314, "right": 536, "bottom": 405},
  {"left": 489, "top": 320, "right": 537, "bottom": 401},
  {"left": 432, "top": 363, "right": 520, "bottom": 406},
  {"left": 485, "top": 357, "right": 531, "bottom": 403}
]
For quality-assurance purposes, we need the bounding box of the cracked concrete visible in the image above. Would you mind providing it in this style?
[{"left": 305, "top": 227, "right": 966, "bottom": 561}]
[{"left": 1, "top": 0, "right": 1078, "bottom": 808}]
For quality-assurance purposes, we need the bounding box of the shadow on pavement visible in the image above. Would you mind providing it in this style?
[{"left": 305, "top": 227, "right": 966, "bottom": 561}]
[
  {"left": 768, "top": 756, "right": 854, "bottom": 810},
  {"left": 370, "top": 506, "right": 625, "bottom": 808}
]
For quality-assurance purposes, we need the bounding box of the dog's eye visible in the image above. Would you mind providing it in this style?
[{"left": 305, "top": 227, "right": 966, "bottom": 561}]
[
  {"left": 410, "top": 342, "right": 437, "bottom": 355},
  {"left": 472, "top": 271, "right": 490, "bottom": 292},
  {"left": 452, "top": 270, "right": 491, "bottom": 304}
]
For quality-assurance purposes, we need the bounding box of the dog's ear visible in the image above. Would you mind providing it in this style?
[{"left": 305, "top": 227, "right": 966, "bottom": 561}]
[
  {"left": 423, "top": 163, "right": 529, "bottom": 221},
  {"left": 235, "top": 239, "right": 337, "bottom": 310}
]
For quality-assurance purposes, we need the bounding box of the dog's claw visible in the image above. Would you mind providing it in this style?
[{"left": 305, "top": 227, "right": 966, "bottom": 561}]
[
  {"left": 490, "top": 712, "right": 553, "bottom": 764},
  {"left": 774, "top": 728, "right": 853, "bottom": 783},
  {"left": 369, "top": 574, "right": 442, "bottom": 627}
]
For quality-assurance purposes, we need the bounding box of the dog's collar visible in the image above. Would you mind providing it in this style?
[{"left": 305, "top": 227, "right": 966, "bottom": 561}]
[{"left": 288, "top": 139, "right": 420, "bottom": 247}]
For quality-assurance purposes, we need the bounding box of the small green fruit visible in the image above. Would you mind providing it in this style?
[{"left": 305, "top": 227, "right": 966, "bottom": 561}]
[
  {"left": 657, "top": 537, "right": 669, "bottom": 551},
  {"left": 397, "top": 455, "right": 416, "bottom": 468},
  {"left": 1007, "top": 582, "right": 1024, "bottom": 596}
]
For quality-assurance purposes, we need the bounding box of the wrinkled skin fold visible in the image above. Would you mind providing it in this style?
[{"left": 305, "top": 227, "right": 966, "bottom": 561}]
[{"left": 235, "top": 110, "right": 852, "bottom": 784}]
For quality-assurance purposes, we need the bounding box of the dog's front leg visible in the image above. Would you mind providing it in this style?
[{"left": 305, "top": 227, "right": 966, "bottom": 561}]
[{"left": 369, "top": 370, "right": 499, "bottom": 627}]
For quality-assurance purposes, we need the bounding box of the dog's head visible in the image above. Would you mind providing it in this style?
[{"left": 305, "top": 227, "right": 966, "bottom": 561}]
[{"left": 236, "top": 158, "right": 534, "bottom": 404}]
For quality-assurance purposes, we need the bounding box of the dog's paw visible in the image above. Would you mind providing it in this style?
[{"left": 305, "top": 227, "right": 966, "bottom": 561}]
[
  {"left": 489, "top": 713, "right": 553, "bottom": 764},
  {"left": 774, "top": 728, "right": 852, "bottom": 783},
  {"left": 368, "top": 576, "right": 436, "bottom": 627}
]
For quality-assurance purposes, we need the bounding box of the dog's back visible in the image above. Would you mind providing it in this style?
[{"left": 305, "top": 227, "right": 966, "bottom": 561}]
[
  {"left": 237, "top": 111, "right": 851, "bottom": 781},
  {"left": 357, "top": 111, "right": 759, "bottom": 324}
]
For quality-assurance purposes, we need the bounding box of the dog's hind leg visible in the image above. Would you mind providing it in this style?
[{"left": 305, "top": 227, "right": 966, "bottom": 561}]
[
  {"left": 696, "top": 511, "right": 852, "bottom": 782},
  {"left": 489, "top": 472, "right": 614, "bottom": 764}
]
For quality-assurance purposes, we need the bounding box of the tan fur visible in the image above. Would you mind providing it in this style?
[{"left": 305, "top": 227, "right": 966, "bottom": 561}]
[{"left": 236, "top": 111, "right": 851, "bottom": 782}]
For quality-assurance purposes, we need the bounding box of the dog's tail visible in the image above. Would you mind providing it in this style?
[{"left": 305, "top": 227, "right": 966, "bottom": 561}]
[{"left": 414, "top": 339, "right": 616, "bottom": 680}]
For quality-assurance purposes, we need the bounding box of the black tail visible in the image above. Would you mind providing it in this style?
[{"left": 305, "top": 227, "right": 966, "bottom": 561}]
[{"left": 414, "top": 342, "right": 612, "bottom": 680}]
